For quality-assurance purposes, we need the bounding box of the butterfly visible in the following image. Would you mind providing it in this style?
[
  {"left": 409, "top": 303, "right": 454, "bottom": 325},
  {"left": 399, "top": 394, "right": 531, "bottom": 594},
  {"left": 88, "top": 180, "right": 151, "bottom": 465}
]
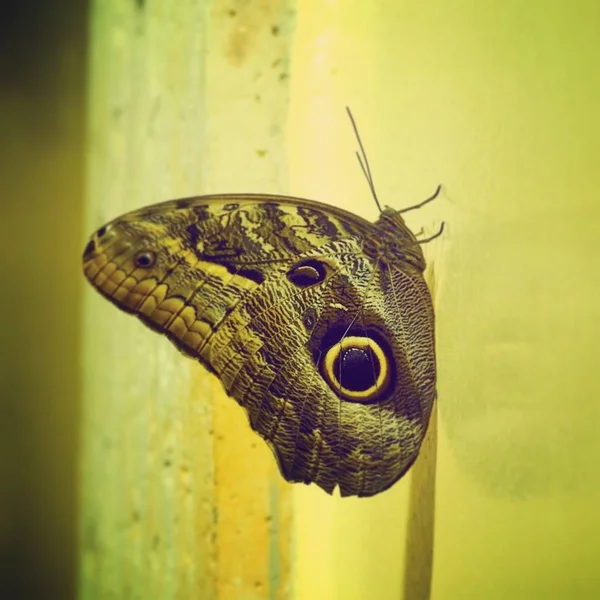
[{"left": 82, "top": 109, "right": 443, "bottom": 497}]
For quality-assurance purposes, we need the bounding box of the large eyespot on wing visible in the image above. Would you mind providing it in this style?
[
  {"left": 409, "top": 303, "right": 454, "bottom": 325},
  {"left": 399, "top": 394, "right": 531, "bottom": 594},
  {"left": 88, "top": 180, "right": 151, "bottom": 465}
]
[{"left": 321, "top": 334, "right": 393, "bottom": 402}]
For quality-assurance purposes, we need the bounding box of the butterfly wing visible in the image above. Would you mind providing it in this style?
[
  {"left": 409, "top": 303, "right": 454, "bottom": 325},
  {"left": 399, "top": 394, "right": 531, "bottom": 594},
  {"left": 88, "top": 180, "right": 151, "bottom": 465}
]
[{"left": 83, "top": 194, "right": 436, "bottom": 497}]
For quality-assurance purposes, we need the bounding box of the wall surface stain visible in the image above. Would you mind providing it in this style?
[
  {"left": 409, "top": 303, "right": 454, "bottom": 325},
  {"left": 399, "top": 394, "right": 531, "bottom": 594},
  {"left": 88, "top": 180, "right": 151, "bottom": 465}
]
[{"left": 215, "top": 0, "right": 288, "bottom": 66}]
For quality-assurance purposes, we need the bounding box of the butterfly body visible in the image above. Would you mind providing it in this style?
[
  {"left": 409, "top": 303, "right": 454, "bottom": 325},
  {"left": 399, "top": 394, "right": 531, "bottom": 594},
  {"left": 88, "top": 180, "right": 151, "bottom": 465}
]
[{"left": 83, "top": 193, "right": 437, "bottom": 497}]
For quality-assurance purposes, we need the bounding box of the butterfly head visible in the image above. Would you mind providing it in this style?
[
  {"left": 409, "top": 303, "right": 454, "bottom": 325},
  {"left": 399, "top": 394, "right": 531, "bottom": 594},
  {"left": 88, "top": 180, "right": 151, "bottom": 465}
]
[{"left": 369, "top": 208, "right": 427, "bottom": 271}]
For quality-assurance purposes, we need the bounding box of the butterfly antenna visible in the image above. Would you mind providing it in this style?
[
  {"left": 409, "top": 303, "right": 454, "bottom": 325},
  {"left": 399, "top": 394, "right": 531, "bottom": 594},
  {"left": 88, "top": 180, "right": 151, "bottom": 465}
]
[
  {"left": 397, "top": 184, "right": 442, "bottom": 214},
  {"left": 346, "top": 107, "right": 383, "bottom": 214}
]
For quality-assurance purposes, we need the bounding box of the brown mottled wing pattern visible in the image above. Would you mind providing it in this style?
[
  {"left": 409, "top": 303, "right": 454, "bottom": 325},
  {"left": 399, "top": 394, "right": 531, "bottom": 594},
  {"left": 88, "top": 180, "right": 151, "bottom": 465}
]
[{"left": 83, "top": 193, "right": 436, "bottom": 497}]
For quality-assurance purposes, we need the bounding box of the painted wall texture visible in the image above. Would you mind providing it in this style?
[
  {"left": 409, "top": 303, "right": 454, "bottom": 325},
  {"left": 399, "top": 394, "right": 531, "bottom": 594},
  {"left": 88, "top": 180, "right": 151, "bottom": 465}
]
[{"left": 79, "top": 1, "right": 600, "bottom": 600}]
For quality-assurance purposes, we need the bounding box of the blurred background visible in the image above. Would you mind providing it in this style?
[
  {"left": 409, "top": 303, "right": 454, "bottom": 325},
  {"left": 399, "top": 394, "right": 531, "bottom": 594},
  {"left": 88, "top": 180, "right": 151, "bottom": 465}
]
[
  {"left": 1, "top": 1, "right": 86, "bottom": 598},
  {"left": 3, "top": 1, "right": 600, "bottom": 599}
]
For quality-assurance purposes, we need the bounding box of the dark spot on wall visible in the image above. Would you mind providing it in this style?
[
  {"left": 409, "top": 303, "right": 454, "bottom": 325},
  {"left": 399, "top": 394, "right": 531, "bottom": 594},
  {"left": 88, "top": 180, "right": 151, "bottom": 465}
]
[
  {"left": 279, "top": 72, "right": 288, "bottom": 81},
  {"left": 224, "top": 1, "right": 284, "bottom": 67},
  {"left": 135, "top": 0, "right": 145, "bottom": 9},
  {"left": 256, "top": 149, "right": 267, "bottom": 157}
]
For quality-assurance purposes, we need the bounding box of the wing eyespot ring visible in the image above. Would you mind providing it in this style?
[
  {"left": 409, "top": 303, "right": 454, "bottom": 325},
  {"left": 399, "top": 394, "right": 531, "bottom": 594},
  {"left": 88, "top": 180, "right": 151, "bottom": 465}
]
[{"left": 321, "top": 335, "right": 391, "bottom": 402}]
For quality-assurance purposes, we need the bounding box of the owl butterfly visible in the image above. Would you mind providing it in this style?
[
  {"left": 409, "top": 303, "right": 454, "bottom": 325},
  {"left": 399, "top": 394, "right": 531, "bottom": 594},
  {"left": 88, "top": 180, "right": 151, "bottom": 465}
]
[{"left": 82, "top": 109, "right": 443, "bottom": 497}]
